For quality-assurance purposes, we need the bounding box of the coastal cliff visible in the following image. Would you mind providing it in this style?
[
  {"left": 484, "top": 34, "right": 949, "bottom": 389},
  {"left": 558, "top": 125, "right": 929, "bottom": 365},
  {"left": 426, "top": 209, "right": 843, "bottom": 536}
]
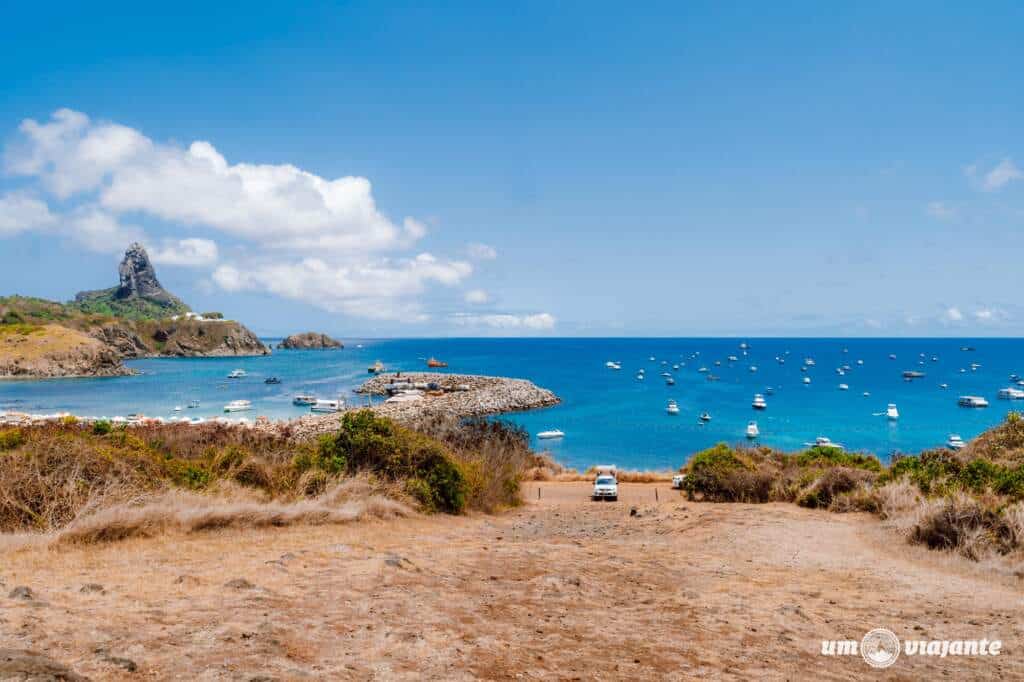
[
  {"left": 0, "top": 244, "right": 267, "bottom": 377},
  {"left": 278, "top": 332, "right": 344, "bottom": 350},
  {"left": 0, "top": 324, "right": 134, "bottom": 378}
]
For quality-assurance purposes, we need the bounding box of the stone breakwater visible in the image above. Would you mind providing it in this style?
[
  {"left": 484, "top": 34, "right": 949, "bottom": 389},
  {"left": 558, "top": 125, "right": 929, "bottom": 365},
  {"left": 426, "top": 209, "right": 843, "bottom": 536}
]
[{"left": 282, "top": 373, "right": 559, "bottom": 440}]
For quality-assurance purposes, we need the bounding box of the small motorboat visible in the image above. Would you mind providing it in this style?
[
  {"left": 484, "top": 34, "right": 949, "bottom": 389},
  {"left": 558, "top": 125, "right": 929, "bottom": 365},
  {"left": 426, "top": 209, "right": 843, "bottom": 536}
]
[
  {"left": 537, "top": 429, "right": 565, "bottom": 440},
  {"left": 665, "top": 376, "right": 676, "bottom": 386},
  {"left": 802, "top": 377, "right": 811, "bottom": 384},
  {"left": 172, "top": 405, "right": 182, "bottom": 412},
  {"left": 947, "top": 434, "right": 966, "bottom": 450},
  {"left": 264, "top": 377, "right": 282, "bottom": 385},
  {"left": 749, "top": 365, "right": 758, "bottom": 373},
  {"left": 746, "top": 421, "right": 759, "bottom": 439},
  {"left": 765, "top": 386, "right": 775, "bottom": 395},
  {"left": 751, "top": 394, "right": 767, "bottom": 410},
  {"left": 838, "top": 383, "right": 849, "bottom": 391},
  {"left": 804, "top": 358, "right": 816, "bottom": 367},
  {"left": 958, "top": 396, "right": 989, "bottom": 408},
  {"left": 698, "top": 412, "right": 711, "bottom": 422},
  {"left": 697, "top": 366, "right": 709, "bottom": 373},
  {"left": 368, "top": 360, "right": 386, "bottom": 374},
  {"left": 188, "top": 400, "right": 200, "bottom": 409},
  {"left": 857, "top": 359, "right": 864, "bottom": 365},
  {"left": 426, "top": 357, "right": 448, "bottom": 368},
  {"left": 889, "top": 354, "right": 897, "bottom": 360},
  {"left": 939, "top": 383, "right": 949, "bottom": 389},
  {"left": 227, "top": 369, "right": 246, "bottom": 379},
  {"left": 903, "top": 370, "right": 926, "bottom": 379},
  {"left": 727, "top": 355, "right": 739, "bottom": 362},
  {"left": 666, "top": 400, "right": 680, "bottom": 415},
  {"left": 223, "top": 400, "right": 252, "bottom": 413},
  {"left": 293, "top": 394, "right": 317, "bottom": 406},
  {"left": 886, "top": 403, "right": 899, "bottom": 420},
  {"left": 636, "top": 372, "right": 645, "bottom": 381},
  {"left": 997, "top": 387, "right": 1024, "bottom": 400}
]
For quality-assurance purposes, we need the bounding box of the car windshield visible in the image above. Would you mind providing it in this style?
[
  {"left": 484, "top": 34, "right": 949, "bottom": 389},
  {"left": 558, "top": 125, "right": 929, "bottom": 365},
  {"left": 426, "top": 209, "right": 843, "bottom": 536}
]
[{"left": 596, "top": 477, "right": 615, "bottom": 485}]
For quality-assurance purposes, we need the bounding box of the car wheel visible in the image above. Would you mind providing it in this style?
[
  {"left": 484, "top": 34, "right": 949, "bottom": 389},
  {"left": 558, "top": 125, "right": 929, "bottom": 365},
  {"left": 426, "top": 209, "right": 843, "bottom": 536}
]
[{"left": 610, "top": 496, "right": 618, "bottom": 502}]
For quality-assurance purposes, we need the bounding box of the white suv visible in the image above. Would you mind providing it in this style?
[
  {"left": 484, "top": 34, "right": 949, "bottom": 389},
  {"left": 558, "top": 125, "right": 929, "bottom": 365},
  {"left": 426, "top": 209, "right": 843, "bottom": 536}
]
[
  {"left": 592, "top": 475, "right": 618, "bottom": 501},
  {"left": 672, "top": 474, "right": 685, "bottom": 489}
]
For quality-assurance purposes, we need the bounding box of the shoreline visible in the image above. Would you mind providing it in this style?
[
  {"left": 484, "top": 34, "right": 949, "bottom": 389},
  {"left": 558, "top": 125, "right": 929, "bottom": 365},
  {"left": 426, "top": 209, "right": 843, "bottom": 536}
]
[{"left": 0, "top": 371, "right": 561, "bottom": 442}]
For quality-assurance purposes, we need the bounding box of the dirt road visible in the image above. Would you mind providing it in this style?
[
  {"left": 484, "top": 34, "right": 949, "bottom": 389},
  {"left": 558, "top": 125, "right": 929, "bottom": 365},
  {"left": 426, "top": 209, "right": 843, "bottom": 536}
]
[{"left": 2, "top": 482, "right": 1020, "bottom": 679}]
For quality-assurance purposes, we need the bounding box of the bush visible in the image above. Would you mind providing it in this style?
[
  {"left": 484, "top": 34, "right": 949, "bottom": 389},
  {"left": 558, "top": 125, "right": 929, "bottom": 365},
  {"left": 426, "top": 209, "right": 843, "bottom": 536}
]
[
  {"left": 684, "top": 444, "right": 773, "bottom": 502},
  {"left": 91, "top": 420, "right": 113, "bottom": 436},
  {"left": 0, "top": 429, "right": 24, "bottom": 451},
  {"left": 797, "top": 467, "right": 872, "bottom": 509},
  {"left": 796, "top": 446, "right": 882, "bottom": 472}
]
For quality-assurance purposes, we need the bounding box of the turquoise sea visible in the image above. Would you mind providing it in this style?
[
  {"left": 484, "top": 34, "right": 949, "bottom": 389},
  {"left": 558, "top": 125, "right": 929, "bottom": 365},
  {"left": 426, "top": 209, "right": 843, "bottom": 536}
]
[{"left": 1, "top": 338, "right": 1021, "bottom": 471}]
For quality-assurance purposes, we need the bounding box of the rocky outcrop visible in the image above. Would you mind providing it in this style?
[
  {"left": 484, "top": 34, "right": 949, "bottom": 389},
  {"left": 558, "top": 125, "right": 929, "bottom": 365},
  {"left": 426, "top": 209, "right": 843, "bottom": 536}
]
[
  {"left": 0, "top": 325, "right": 134, "bottom": 378},
  {"left": 278, "top": 332, "right": 343, "bottom": 350},
  {"left": 90, "top": 324, "right": 150, "bottom": 358},
  {"left": 139, "top": 319, "right": 270, "bottom": 357},
  {"left": 73, "top": 243, "right": 189, "bottom": 318}
]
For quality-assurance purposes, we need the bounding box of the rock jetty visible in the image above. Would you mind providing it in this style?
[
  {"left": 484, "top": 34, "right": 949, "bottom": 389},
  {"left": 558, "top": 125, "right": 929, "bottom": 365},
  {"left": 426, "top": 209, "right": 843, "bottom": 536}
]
[{"left": 278, "top": 332, "right": 344, "bottom": 350}]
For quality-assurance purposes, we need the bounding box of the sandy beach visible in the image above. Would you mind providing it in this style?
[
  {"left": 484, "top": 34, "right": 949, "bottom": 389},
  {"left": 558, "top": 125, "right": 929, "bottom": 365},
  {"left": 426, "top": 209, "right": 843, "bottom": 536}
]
[{"left": 2, "top": 481, "right": 1019, "bottom": 680}]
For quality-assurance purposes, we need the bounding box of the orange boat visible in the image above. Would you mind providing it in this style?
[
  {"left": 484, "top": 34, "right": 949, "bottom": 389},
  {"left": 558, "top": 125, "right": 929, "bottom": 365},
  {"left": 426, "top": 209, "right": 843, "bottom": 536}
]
[{"left": 426, "top": 357, "right": 448, "bottom": 368}]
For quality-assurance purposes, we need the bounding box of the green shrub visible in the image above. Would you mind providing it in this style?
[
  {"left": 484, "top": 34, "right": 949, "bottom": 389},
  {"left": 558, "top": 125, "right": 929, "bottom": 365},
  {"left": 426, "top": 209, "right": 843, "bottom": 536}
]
[
  {"left": 684, "top": 443, "right": 773, "bottom": 502},
  {"left": 91, "top": 420, "right": 113, "bottom": 436},
  {"left": 795, "top": 446, "right": 882, "bottom": 472},
  {"left": 0, "top": 429, "right": 25, "bottom": 451}
]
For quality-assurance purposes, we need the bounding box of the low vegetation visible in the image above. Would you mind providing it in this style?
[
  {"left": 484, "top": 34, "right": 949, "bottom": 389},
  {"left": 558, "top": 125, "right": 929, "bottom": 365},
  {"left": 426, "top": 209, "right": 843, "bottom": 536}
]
[
  {"left": 0, "top": 411, "right": 534, "bottom": 543},
  {"left": 682, "top": 412, "right": 1024, "bottom": 565}
]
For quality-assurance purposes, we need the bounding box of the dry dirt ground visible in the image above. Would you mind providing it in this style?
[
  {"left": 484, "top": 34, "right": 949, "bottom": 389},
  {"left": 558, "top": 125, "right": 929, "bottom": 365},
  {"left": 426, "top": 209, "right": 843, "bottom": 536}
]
[{"left": 2, "top": 482, "right": 1021, "bottom": 680}]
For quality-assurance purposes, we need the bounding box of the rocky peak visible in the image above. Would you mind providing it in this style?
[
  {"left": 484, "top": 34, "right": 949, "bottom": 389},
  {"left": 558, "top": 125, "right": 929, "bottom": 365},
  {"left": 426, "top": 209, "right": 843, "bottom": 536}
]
[{"left": 117, "top": 242, "right": 170, "bottom": 302}]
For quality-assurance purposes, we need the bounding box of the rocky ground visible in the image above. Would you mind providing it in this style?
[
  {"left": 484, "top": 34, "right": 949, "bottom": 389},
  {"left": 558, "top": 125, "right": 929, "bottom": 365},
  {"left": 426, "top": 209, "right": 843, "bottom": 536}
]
[{"left": 2, "top": 482, "right": 1020, "bottom": 680}]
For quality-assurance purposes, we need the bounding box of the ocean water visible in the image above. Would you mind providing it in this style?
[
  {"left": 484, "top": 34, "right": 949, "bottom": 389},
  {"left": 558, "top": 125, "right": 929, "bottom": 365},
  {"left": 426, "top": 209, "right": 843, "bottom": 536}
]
[{"left": 1, "top": 338, "right": 1021, "bottom": 471}]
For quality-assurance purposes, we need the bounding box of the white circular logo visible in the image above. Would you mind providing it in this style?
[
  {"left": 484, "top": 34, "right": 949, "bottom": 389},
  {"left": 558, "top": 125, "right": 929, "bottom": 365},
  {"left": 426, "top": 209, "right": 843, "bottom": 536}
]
[{"left": 861, "top": 628, "right": 900, "bottom": 668}]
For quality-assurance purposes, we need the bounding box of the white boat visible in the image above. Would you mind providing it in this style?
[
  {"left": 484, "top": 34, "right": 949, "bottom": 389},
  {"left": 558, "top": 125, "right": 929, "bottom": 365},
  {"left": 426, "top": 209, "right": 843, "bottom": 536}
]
[
  {"left": 958, "top": 396, "right": 989, "bottom": 408},
  {"left": 293, "top": 394, "right": 317, "bottom": 406},
  {"left": 172, "top": 405, "right": 182, "bottom": 412},
  {"left": 727, "top": 355, "right": 738, "bottom": 362},
  {"left": 749, "top": 365, "right": 758, "bottom": 373},
  {"left": 857, "top": 359, "right": 864, "bottom": 365},
  {"left": 862, "top": 391, "right": 870, "bottom": 397},
  {"left": 605, "top": 361, "right": 622, "bottom": 370},
  {"left": 802, "top": 377, "right": 811, "bottom": 384},
  {"left": 665, "top": 376, "right": 675, "bottom": 386},
  {"left": 537, "top": 429, "right": 565, "bottom": 439},
  {"left": 697, "top": 366, "right": 709, "bottom": 373},
  {"left": 751, "top": 394, "right": 767, "bottom": 410},
  {"left": 939, "top": 383, "right": 949, "bottom": 389},
  {"left": 947, "top": 434, "right": 966, "bottom": 451},
  {"left": 223, "top": 400, "right": 252, "bottom": 412},
  {"left": 666, "top": 400, "right": 680, "bottom": 415},
  {"left": 636, "top": 373, "right": 645, "bottom": 381},
  {"left": 889, "top": 354, "right": 897, "bottom": 360},
  {"left": 188, "top": 400, "right": 200, "bottom": 409},
  {"left": 746, "top": 421, "right": 759, "bottom": 439},
  {"left": 227, "top": 369, "right": 246, "bottom": 379},
  {"left": 807, "top": 436, "right": 843, "bottom": 450},
  {"left": 838, "top": 383, "right": 849, "bottom": 391},
  {"left": 698, "top": 412, "right": 711, "bottom": 422},
  {"left": 886, "top": 403, "right": 899, "bottom": 420},
  {"left": 310, "top": 399, "right": 344, "bottom": 413},
  {"left": 997, "top": 387, "right": 1024, "bottom": 400},
  {"left": 804, "top": 358, "right": 816, "bottom": 366},
  {"left": 649, "top": 356, "right": 656, "bottom": 362},
  {"left": 385, "top": 390, "right": 424, "bottom": 403}
]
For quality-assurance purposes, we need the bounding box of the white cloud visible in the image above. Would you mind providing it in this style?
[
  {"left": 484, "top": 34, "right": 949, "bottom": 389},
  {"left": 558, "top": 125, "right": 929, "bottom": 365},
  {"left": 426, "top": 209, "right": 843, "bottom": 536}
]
[
  {"left": 464, "top": 289, "right": 489, "bottom": 304},
  {"left": 467, "top": 243, "right": 497, "bottom": 260},
  {"left": 212, "top": 253, "right": 472, "bottom": 320},
  {"left": 973, "top": 307, "right": 1008, "bottom": 323},
  {"left": 149, "top": 238, "right": 219, "bottom": 267},
  {"left": 452, "top": 312, "right": 556, "bottom": 331},
  {"left": 925, "top": 201, "right": 956, "bottom": 221},
  {"left": 66, "top": 207, "right": 143, "bottom": 253},
  {"left": 6, "top": 109, "right": 425, "bottom": 254},
  {"left": 0, "top": 192, "right": 55, "bottom": 236},
  {"left": 943, "top": 306, "right": 964, "bottom": 322},
  {"left": 966, "top": 158, "right": 1023, "bottom": 192},
  {"left": 2, "top": 108, "right": 494, "bottom": 322}
]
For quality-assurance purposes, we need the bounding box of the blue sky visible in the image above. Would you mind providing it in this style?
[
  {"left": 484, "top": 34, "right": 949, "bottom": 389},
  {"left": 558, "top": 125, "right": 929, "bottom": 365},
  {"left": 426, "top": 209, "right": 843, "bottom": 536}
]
[{"left": 1, "top": 1, "right": 1022, "bottom": 337}]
